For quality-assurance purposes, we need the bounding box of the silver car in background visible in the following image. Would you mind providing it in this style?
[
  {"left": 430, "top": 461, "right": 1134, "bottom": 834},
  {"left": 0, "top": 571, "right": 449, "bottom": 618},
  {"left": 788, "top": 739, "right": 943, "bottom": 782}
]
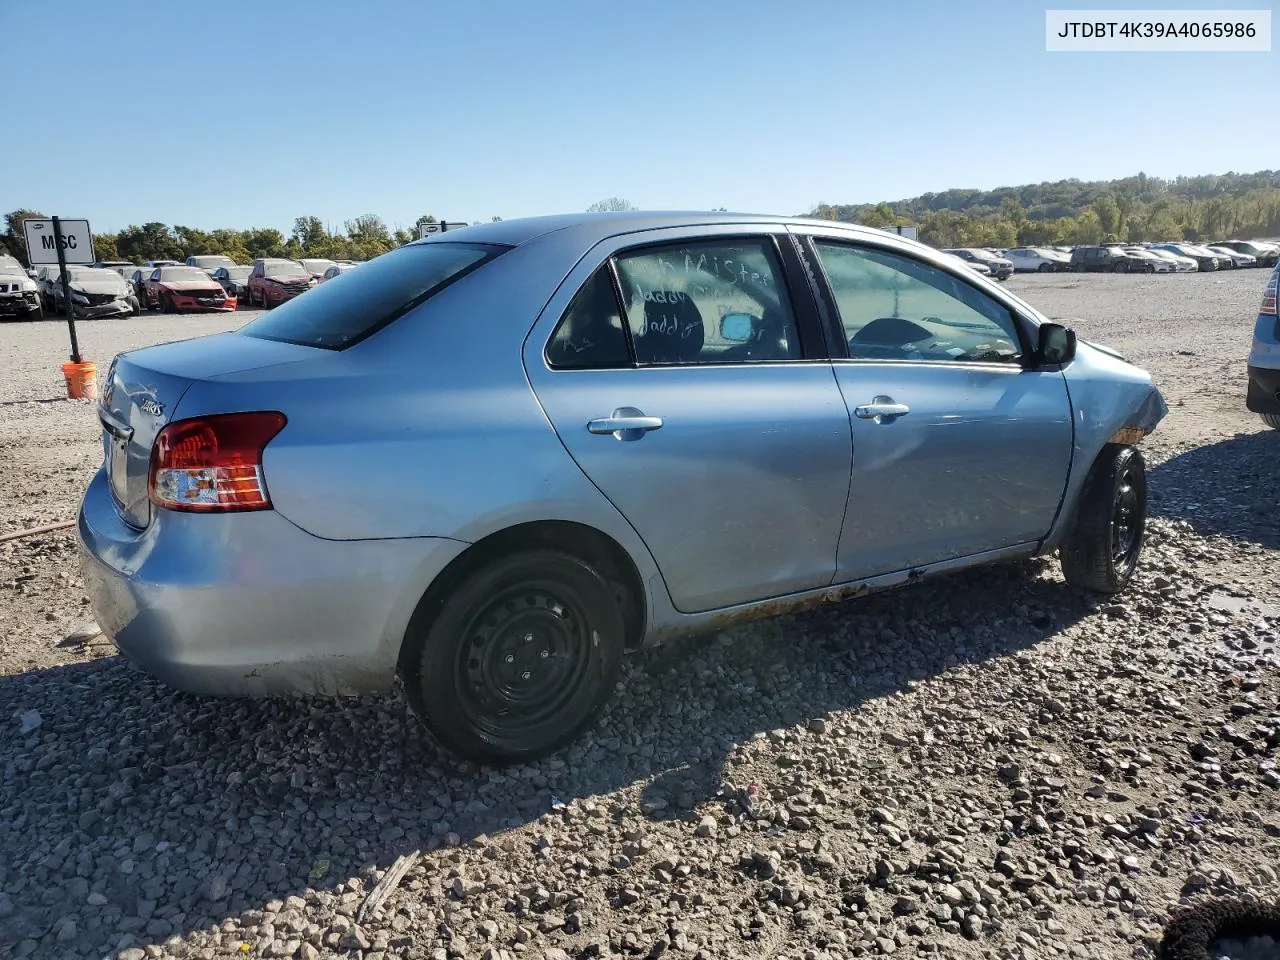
[{"left": 79, "top": 212, "right": 1167, "bottom": 763}]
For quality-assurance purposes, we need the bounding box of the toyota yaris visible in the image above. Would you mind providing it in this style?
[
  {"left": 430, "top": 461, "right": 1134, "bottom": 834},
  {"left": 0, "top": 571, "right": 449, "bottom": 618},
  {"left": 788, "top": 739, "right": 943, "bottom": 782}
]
[{"left": 79, "top": 213, "right": 1167, "bottom": 763}]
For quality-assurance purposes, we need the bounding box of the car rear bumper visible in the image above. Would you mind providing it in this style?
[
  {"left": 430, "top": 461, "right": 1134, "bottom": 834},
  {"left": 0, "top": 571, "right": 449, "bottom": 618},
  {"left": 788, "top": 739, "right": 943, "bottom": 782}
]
[
  {"left": 1247, "top": 363, "right": 1280, "bottom": 414},
  {"left": 77, "top": 468, "right": 469, "bottom": 696}
]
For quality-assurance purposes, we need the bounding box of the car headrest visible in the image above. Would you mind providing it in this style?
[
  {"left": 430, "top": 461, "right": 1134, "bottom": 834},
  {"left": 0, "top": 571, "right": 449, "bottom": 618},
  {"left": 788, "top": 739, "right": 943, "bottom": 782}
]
[
  {"left": 851, "top": 316, "right": 933, "bottom": 346},
  {"left": 638, "top": 295, "right": 704, "bottom": 363}
]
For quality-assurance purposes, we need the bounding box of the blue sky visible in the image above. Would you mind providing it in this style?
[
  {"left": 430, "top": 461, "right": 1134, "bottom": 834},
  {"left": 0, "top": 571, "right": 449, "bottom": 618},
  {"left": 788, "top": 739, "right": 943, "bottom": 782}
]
[{"left": 2, "top": 0, "right": 1274, "bottom": 234}]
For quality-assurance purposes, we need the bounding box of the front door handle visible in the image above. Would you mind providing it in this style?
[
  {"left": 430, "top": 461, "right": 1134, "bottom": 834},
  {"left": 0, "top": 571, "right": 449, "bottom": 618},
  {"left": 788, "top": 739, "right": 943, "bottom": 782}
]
[
  {"left": 588, "top": 406, "right": 663, "bottom": 441},
  {"left": 854, "top": 396, "right": 911, "bottom": 422}
]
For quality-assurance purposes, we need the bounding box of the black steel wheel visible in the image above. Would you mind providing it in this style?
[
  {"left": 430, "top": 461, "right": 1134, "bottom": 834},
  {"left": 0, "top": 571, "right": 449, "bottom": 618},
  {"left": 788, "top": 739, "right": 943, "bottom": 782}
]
[
  {"left": 403, "top": 550, "right": 625, "bottom": 764},
  {"left": 1060, "top": 444, "right": 1147, "bottom": 593}
]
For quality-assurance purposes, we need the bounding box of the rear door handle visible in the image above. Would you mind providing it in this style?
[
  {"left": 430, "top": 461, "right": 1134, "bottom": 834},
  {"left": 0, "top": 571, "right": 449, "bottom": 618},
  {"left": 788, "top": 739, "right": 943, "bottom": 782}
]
[
  {"left": 854, "top": 396, "right": 911, "bottom": 421},
  {"left": 588, "top": 406, "right": 664, "bottom": 440}
]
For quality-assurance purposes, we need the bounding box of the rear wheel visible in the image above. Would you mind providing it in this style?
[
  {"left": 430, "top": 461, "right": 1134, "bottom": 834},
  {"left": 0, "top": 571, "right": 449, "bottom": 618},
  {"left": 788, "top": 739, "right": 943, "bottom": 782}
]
[
  {"left": 1261, "top": 413, "right": 1280, "bottom": 430},
  {"left": 403, "top": 550, "right": 625, "bottom": 765},
  {"left": 1059, "top": 445, "right": 1147, "bottom": 594},
  {"left": 1113, "top": 260, "right": 1129, "bottom": 273}
]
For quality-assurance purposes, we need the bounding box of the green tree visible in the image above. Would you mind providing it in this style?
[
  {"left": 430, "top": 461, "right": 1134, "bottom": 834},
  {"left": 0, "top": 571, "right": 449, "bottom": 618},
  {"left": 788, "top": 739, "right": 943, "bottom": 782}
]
[
  {"left": 93, "top": 233, "right": 120, "bottom": 262},
  {"left": 116, "top": 222, "right": 182, "bottom": 262},
  {"left": 174, "top": 225, "right": 216, "bottom": 256},
  {"left": 1091, "top": 196, "right": 1121, "bottom": 237},
  {"left": 3, "top": 209, "right": 50, "bottom": 267},
  {"left": 243, "top": 228, "right": 287, "bottom": 258},
  {"left": 586, "top": 197, "right": 636, "bottom": 212},
  {"left": 1071, "top": 210, "right": 1104, "bottom": 245}
]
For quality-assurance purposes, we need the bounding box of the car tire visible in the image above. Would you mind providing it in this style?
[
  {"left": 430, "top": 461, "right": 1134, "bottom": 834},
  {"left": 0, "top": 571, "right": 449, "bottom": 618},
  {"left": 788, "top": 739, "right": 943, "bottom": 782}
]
[
  {"left": 128, "top": 297, "right": 140, "bottom": 315},
  {"left": 1072, "top": 264, "right": 1084, "bottom": 273},
  {"left": 1037, "top": 262, "right": 1054, "bottom": 273},
  {"left": 160, "top": 291, "right": 175, "bottom": 314},
  {"left": 402, "top": 549, "right": 625, "bottom": 765},
  {"left": 1113, "top": 261, "right": 1128, "bottom": 273},
  {"left": 1059, "top": 444, "right": 1147, "bottom": 594},
  {"left": 1261, "top": 413, "right": 1280, "bottom": 430},
  {"left": 1145, "top": 263, "right": 1155, "bottom": 274}
]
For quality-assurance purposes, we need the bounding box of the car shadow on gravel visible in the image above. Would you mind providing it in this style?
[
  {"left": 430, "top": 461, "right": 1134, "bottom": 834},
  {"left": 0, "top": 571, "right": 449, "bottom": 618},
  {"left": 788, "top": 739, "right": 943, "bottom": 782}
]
[
  {"left": 1147, "top": 429, "right": 1280, "bottom": 551},
  {"left": 0, "top": 558, "right": 1106, "bottom": 956}
]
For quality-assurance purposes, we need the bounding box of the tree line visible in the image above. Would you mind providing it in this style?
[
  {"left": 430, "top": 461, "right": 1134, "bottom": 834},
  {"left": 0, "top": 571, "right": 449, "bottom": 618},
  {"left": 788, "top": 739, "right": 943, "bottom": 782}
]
[
  {"left": 8, "top": 175, "right": 1277, "bottom": 268},
  {"left": 0, "top": 198, "right": 637, "bottom": 268},
  {"left": 0, "top": 210, "right": 461, "bottom": 268},
  {"left": 809, "top": 169, "right": 1280, "bottom": 249}
]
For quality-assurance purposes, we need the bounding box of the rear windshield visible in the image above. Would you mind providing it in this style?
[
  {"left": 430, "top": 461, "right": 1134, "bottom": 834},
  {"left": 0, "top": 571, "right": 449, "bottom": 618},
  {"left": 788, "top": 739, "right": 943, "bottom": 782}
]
[{"left": 239, "top": 241, "right": 507, "bottom": 350}]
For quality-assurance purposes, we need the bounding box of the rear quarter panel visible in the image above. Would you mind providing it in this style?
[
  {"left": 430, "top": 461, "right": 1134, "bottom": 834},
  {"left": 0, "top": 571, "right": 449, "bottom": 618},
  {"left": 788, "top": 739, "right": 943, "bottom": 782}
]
[{"left": 172, "top": 235, "right": 669, "bottom": 610}]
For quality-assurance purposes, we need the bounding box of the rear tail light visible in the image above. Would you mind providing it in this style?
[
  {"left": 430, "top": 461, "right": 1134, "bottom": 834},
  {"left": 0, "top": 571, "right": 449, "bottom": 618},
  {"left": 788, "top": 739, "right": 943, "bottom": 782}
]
[
  {"left": 149, "top": 412, "right": 286, "bottom": 512},
  {"left": 1262, "top": 266, "right": 1278, "bottom": 318}
]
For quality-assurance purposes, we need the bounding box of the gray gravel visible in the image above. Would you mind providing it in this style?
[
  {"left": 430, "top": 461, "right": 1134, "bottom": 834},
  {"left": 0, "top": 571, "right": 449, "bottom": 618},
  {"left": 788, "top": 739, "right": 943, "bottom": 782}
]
[{"left": 2, "top": 270, "right": 1279, "bottom": 959}]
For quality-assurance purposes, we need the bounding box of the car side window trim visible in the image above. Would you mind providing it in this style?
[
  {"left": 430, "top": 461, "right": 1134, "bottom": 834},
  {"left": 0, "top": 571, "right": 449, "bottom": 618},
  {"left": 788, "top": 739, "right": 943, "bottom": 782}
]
[
  {"left": 542, "top": 232, "right": 831, "bottom": 371},
  {"left": 795, "top": 234, "right": 1036, "bottom": 365}
]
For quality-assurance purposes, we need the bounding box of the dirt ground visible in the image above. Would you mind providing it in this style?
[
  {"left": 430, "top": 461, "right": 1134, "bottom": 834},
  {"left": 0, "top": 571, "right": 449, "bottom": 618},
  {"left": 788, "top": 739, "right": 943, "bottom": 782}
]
[{"left": 1, "top": 270, "right": 1277, "bottom": 960}]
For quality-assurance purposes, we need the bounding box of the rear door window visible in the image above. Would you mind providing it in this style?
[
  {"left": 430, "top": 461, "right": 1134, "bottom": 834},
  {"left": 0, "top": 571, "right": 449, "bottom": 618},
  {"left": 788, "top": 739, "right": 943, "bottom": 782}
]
[{"left": 239, "top": 241, "right": 508, "bottom": 350}]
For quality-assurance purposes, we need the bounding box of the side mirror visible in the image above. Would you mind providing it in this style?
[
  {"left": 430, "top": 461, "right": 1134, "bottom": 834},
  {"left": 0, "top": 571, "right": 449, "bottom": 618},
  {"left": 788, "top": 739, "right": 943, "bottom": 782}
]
[
  {"left": 720, "top": 312, "right": 757, "bottom": 343},
  {"left": 1036, "top": 322, "right": 1076, "bottom": 366}
]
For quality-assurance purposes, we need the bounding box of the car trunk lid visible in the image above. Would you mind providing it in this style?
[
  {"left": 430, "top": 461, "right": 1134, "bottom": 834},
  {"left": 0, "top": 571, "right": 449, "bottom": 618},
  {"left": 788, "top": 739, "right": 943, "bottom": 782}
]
[{"left": 98, "top": 333, "right": 319, "bottom": 528}]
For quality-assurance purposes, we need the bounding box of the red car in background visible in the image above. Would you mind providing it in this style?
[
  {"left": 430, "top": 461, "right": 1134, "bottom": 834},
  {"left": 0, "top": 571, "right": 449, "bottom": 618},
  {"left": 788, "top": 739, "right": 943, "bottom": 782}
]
[
  {"left": 247, "top": 258, "right": 315, "bottom": 308},
  {"left": 140, "top": 265, "right": 237, "bottom": 313}
]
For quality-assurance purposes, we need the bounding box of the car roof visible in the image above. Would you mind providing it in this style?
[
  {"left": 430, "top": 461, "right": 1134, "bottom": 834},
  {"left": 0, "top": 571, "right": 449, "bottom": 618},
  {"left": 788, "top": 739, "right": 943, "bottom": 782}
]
[{"left": 405, "top": 210, "right": 906, "bottom": 251}]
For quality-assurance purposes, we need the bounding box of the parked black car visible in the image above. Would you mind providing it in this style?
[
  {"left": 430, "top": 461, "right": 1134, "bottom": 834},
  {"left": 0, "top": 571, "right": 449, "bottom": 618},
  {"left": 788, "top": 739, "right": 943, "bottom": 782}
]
[
  {"left": 1070, "top": 245, "right": 1148, "bottom": 273},
  {"left": 212, "top": 265, "right": 252, "bottom": 304}
]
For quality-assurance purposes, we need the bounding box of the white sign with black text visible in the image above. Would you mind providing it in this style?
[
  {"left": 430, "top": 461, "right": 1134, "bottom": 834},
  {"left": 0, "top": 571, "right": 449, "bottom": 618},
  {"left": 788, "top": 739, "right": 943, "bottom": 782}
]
[{"left": 23, "top": 218, "right": 96, "bottom": 265}]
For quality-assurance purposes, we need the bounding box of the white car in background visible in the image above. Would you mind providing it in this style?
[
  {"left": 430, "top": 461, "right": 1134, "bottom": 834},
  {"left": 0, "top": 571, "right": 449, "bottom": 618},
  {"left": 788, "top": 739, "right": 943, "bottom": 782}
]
[
  {"left": 1143, "top": 247, "right": 1198, "bottom": 272},
  {"left": 1207, "top": 245, "right": 1256, "bottom": 269},
  {"left": 1121, "top": 248, "right": 1177, "bottom": 273},
  {"left": 939, "top": 251, "right": 991, "bottom": 276},
  {"left": 318, "top": 262, "right": 359, "bottom": 283},
  {"left": 1004, "top": 247, "right": 1070, "bottom": 273}
]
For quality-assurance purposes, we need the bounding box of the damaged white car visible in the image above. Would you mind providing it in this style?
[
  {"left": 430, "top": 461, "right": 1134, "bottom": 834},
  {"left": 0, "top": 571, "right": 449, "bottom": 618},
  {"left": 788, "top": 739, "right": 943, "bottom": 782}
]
[{"left": 51, "top": 267, "right": 140, "bottom": 319}]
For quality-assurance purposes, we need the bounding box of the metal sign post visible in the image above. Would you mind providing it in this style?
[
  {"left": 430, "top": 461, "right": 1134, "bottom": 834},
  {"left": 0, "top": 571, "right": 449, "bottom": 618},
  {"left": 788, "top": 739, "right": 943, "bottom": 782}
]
[
  {"left": 53, "top": 217, "right": 82, "bottom": 364},
  {"left": 23, "top": 216, "right": 94, "bottom": 364}
]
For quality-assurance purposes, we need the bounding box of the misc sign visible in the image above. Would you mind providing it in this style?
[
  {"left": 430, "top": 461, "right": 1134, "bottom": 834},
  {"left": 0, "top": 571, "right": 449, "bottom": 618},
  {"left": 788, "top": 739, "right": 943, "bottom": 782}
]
[
  {"left": 416, "top": 221, "right": 472, "bottom": 239},
  {"left": 23, "top": 218, "right": 95, "bottom": 265}
]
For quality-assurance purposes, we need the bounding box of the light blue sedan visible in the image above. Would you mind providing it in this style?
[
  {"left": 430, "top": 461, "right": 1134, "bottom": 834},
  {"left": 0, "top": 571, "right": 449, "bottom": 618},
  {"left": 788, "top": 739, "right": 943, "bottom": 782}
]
[{"left": 78, "top": 212, "right": 1167, "bottom": 763}]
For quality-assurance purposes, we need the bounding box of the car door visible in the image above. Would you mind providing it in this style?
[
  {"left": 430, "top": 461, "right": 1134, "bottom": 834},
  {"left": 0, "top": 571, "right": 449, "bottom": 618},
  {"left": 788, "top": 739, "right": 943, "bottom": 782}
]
[
  {"left": 523, "top": 227, "right": 853, "bottom": 613},
  {"left": 795, "top": 230, "right": 1074, "bottom": 582}
]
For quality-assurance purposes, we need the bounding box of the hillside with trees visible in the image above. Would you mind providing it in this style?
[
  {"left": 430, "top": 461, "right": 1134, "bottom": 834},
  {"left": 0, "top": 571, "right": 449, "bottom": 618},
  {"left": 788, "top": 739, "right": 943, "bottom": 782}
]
[
  {"left": 6, "top": 176, "right": 1279, "bottom": 267},
  {"left": 808, "top": 170, "right": 1280, "bottom": 248}
]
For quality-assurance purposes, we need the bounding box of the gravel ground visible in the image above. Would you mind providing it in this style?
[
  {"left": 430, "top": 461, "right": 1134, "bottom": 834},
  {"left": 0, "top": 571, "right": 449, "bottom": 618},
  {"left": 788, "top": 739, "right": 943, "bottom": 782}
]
[{"left": 1, "top": 271, "right": 1278, "bottom": 960}]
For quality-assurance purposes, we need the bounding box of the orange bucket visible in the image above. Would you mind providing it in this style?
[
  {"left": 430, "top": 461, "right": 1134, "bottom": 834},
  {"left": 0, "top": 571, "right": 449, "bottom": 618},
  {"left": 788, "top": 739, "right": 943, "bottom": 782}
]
[{"left": 62, "top": 361, "right": 97, "bottom": 400}]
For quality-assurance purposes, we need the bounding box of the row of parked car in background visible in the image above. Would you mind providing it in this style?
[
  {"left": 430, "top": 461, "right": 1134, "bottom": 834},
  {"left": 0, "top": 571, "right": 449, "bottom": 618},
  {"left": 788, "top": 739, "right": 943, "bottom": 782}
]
[
  {"left": 3, "top": 253, "right": 363, "bottom": 321},
  {"left": 939, "top": 238, "right": 1279, "bottom": 280},
  {"left": 4, "top": 233, "right": 1278, "bottom": 323}
]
